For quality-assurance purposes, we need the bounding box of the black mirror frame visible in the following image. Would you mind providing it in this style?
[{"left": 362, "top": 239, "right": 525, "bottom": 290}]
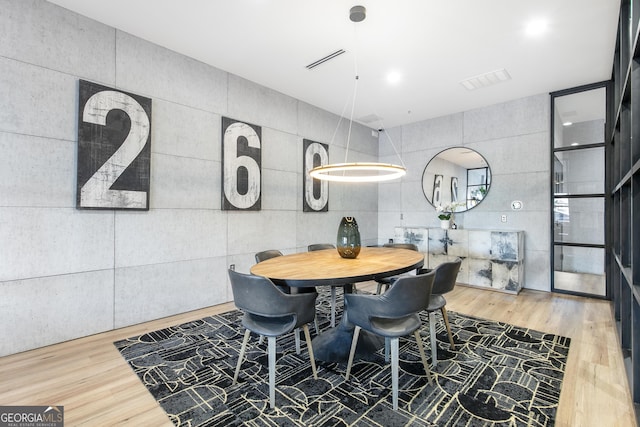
[{"left": 421, "top": 147, "right": 491, "bottom": 213}]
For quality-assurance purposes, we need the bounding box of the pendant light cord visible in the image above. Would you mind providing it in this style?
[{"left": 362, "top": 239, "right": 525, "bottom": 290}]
[
  {"left": 345, "top": 20, "right": 404, "bottom": 169},
  {"left": 377, "top": 117, "right": 406, "bottom": 168},
  {"left": 309, "top": 5, "right": 407, "bottom": 183},
  {"left": 344, "top": 75, "right": 358, "bottom": 163},
  {"left": 344, "top": 21, "right": 360, "bottom": 164}
]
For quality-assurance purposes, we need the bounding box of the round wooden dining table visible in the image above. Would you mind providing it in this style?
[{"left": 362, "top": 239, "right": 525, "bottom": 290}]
[
  {"left": 250, "top": 246, "right": 425, "bottom": 362},
  {"left": 250, "top": 246, "right": 424, "bottom": 287}
]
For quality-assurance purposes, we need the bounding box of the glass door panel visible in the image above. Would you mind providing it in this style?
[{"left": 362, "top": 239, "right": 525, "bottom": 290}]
[
  {"left": 551, "top": 83, "right": 608, "bottom": 297},
  {"left": 554, "top": 246, "right": 605, "bottom": 295},
  {"left": 553, "top": 197, "right": 604, "bottom": 245},
  {"left": 553, "top": 87, "right": 606, "bottom": 148},
  {"left": 553, "top": 147, "right": 604, "bottom": 194}
]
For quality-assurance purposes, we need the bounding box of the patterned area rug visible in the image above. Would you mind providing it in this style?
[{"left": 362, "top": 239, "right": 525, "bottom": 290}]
[{"left": 114, "top": 289, "right": 571, "bottom": 426}]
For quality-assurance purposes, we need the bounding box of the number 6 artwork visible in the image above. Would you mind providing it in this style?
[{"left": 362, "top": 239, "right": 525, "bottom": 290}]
[
  {"left": 222, "top": 117, "right": 261, "bottom": 211},
  {"left": 76, "top": 80, "right": 152, "bottom": 210}
]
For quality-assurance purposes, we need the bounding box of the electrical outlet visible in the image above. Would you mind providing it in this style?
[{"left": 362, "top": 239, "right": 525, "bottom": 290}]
[
  {"left": 400, "top": 213, "right": 404, "bottom": 220},
  {"left": 501, "top": 215, "right": 507, "bottom": 223},
  {"left": 229, "top": 264, "right": 235, "bottom": 271}
]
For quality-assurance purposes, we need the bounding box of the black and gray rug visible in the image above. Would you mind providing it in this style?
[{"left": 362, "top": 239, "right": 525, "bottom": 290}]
[{"left": 114, "top": 289, "right": 571, "bottom": 426}]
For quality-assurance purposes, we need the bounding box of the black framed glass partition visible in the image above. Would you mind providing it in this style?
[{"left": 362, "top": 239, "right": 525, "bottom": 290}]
[
  {"left": 466, "top": 167, "right": 490, "bottom": 209},
  {"left": 550, "top": 82, "right": 610, "bottom": 298}
]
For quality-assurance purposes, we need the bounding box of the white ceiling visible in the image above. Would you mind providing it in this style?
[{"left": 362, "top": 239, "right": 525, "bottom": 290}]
[{"left": 47, "top": 0, "right": 620, "bottom": 129}]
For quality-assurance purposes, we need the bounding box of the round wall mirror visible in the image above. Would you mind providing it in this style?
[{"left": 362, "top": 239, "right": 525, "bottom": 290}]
[{"left": 421, "top": 147, "right": 491, "bottom": 213}]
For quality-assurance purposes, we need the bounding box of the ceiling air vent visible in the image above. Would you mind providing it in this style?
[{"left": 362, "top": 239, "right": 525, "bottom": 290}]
[
  {"left": 357, "top": 114, "right": 382, "bottom": 124},
  {"left": 460, "top": 68, "right": 511, "bottom": 91},
  {"left": 306, "top": 49, "right": 346, "bottom": 70}
]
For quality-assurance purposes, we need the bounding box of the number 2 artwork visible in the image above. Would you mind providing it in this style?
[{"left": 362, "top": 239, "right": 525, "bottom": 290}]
[{"left": 76, "top": 80, "right": 152, "bottom": 210}]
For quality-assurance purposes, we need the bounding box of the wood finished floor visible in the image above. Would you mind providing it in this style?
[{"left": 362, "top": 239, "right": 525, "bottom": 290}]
[{"left": 0, "top": 283, "right": 635, "bottom": 426}]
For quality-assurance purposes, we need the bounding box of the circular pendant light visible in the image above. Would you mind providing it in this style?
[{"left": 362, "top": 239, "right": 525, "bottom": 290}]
[
  {"left": 310, "top": 162, "right": 406, "bottom": 182},
  {"left": 309, "top": 5, "right": 407, "bottom": 184}
]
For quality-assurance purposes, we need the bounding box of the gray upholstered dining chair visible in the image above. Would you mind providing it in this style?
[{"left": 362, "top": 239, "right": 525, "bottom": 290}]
[
  {"left": 255, "top": 249, "right": 319, "bottom": 297},
  {"left": 375, "top": 243, "right": 420, "bottom": 294},
  {"left": 255, "top": 250, "right": 287, "bottom": 291},
  {"left": 255, "top": 249, "right": 284, "bottom": 264},
  {"left": 344, "top": 270, "right": 436, "bottom": 410},
  {"left": 419, "top": 258, "right": 462, "bottom": 367},
  {"left": 307, "top": 243, "right": 356, "bottom": 328},
  {"left": 229, "top": 269, "right": 318, "bottom": 409},
  {"left": 254, "top": 249, "right": 319, "bottom": 351}
]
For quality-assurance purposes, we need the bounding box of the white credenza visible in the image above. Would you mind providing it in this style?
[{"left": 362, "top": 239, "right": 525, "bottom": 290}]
[{"left": 393, "top": 227, "right": 525, "bottom": 294}]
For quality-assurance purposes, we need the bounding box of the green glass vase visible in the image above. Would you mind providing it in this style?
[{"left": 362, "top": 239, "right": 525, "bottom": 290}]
[{"left": 336, "top": 216, "right": 361, "bottom": 259}]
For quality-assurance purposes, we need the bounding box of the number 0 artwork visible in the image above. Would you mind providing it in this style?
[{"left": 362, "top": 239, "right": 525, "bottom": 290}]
[
  {"left": 76, "top": 80, "right": 152, "bottom": 210},
  {"left": 303, "top": 139, "right": 328, "bottom": 212},
  {"left": 222, "top": 117, "right": 262, "bottom": 210}
]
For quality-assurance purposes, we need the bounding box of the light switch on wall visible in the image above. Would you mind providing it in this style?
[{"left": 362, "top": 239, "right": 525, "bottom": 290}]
[{"left": 501, "top": 215, "right": 507, "bottom": 223}]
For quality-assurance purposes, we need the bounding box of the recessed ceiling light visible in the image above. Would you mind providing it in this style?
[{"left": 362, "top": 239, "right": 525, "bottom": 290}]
[
  {"left": 571, "top": 142, "right": 579, "bottom": 146},
  {"left": 525, "top": 18, "right": 549, "bottom": 37},
  {"left": 387, "top": 71, "right": 402, "bottom": 85},
  {"left": 563, "top": 121, "right": 573, "bottom": 126}
]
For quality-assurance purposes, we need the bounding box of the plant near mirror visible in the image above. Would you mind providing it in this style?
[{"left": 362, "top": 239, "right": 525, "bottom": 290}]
[
  {"left": 436, "top": 202, "right": 465, "bottom": 220},
  {"left": 437, "top": 211, "right": 451, "bottom": 221},
  {"left": 436, "top": 202, "right": 465, "bottom": 229}
]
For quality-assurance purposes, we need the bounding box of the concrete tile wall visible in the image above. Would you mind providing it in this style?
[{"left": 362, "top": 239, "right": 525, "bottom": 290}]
[
  {"left": 115, "top": 31, "right": 228, "bottom": 113},
  {"left": 0, "top": 57, "right": 79, "bottom": 140},
  {"left": 114, "top": 257, "right": 227, "bottom": 328},
  {"left": 0, "top": 0, "right": 378, "bottom": 356},
  {"left": 378, "top": 94, "right": 551, "bottom": 291},
  {"left": 0, "top": 207, "right": 115, "bottom": 281},
  {"left": 0, "top": 1, "right": 556, "bottom": 356},
  {"left": 0, "top": 0, "right": 116, "bottom": 82},
  {"left": 0, "top": 132, "right": 76, "bottom": 207},
  {"left": 1, "top": 271, "right": 115, "bottom": 355}
]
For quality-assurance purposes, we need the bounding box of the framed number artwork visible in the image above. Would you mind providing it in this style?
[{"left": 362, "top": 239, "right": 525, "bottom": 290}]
[
  {"left": 432, "top": 174, "right": 443, "bottom": 207},
  {"left": 76, "top": 80, "right": 152, "bottom": 210},
  {"left": 222, "top": 117, "right": 262, "bottom": 210},
  {"left": 303, "top": 139, "right": 329, "bottom": 212},
  {"left": 451, "top": 177, "right": 458, "bottom": 202}
]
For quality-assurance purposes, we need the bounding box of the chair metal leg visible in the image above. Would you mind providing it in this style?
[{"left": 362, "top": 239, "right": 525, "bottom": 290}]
[
  {"left": 302, "top": 324, "right": 318, "bottom": 379},
  {"left": 330, "top": 286, "right": 337, "bottom": 328},
  {"left": 268, "top": 336, "right": 276, "bottom": 409},
  {"left": 414, "top": 330, "right": 434, "bottom": 385},
  {"left": 345, "top": 326, "right": 361, "bottom": 380},
  {"left": 441, "top": 306, "right": 455, "bottom": 350},
  {"left": 429, "top": 311, "right": 438, "bottom": 368},
  {"left": 384, "top": 337, "right": 390, "bottom": 362},
  {"left": 391, "top": 337, "right": 399, "bottom": 410},
  {"left": 375, "top": 282, "right": 389, "bottom": 294},
  {"left": 294, "top": 328, "right": 301, "bottom": 354},
  {"left": 233, "top": 329, "right": 251, "bottom": 385},
  {"left": 314, "top": 318, "right": 320, "bottom": 334}
]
